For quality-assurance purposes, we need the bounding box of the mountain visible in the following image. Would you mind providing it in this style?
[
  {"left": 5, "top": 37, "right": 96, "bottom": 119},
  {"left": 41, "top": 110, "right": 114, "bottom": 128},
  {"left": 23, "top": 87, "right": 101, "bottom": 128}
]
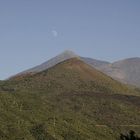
[
  {"left": 1, "top": 58, "right": 140, "bottom": 140},
  {"left": 17, "top": 50, "right": 79, "bottom": 75},
  {"left": 81, "top": 57, "right": 140, "bottom": 87},
  {"left": 99, "top": 57, "right": 140, "bottom": 87},
  {"left": 9, "top": 57, "right": 137, "bottom": 95},
  {"left": 81, "top": 57, "right": 110, "bottom": 70},
  {"left": 12, "top": 50, "right": 109, "bottom": 78},
  {"left": 11, "top": 51, "right": 140, "bottom": 87}
]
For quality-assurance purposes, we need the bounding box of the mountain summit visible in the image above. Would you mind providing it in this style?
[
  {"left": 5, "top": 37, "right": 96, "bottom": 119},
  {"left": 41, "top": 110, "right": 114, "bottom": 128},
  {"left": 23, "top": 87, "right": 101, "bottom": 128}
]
[
  {"left": 10, "top": 58, "right": 137, "bottom": 96},
  {"left": 17, "top": 50, "right": 79, "bottom": 75},
  {"left": 12, "top": 51, "right": 140, "bottom": 87},
  {"left": 13, "top": 50, "right": 109, "bottom": 77},
  {"left": 60, "top": 50, "right": 78, "bottom": 57}
]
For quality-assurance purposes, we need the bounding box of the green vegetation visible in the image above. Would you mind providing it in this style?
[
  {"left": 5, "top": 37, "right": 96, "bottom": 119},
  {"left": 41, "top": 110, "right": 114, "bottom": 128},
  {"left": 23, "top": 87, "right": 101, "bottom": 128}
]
[
  {"left": 0, "top": 58, "right": 140, "bottom": 139},
  {"left": 120, "top": 130, "right": 140, "bottom": 140}
]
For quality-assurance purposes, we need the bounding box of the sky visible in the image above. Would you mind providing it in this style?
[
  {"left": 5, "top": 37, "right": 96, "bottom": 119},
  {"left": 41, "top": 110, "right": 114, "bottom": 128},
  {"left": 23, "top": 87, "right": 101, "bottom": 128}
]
[{"left": 0, "top": 0, "right": 140, "bottom": 79}]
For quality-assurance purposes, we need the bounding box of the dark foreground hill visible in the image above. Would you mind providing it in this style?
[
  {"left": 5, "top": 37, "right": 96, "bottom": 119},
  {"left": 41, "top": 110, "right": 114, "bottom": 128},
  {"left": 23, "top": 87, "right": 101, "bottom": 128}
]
[{"left": 0, "top": 58, "right": 140, "bottom": 140}]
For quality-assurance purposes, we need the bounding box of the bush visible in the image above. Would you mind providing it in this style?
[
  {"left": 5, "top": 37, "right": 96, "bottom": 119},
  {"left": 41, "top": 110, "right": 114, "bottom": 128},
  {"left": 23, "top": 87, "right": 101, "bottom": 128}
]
[
  {"left": 119, "top": 130, "right": 140, "bottom": 140},
  {"left": 30, "top": 123, "right": 56, "bottom": 140}
]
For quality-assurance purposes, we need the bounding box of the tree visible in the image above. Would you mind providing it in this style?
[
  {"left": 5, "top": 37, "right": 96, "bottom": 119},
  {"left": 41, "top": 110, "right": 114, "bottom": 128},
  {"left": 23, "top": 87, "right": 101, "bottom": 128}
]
[
  {"left": 120, "top": 130, "right": 140, "bottom": 140},
  {"left": 30, "top": 123, "right": 56, "bottom": 140}
]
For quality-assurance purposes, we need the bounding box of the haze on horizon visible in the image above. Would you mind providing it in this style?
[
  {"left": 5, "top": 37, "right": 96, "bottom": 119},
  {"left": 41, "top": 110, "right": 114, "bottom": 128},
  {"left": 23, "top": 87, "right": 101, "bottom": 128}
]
[{"left": 0, "top": 0, "right": 140, "bottom": 80}]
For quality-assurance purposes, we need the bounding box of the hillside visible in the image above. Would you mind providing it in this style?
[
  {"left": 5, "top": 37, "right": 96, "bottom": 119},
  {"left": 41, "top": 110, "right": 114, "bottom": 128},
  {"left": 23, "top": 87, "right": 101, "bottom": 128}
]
[
  {"left": 81, "top": 57, "right": 140, "bottom": 87},
  {"left": 81, "top": 57, "right": 110, "bottom": 69},
  {"left": 14, "top": 50, "right": 79, "bottom": 76},
  {"left": 12, "top": 51, "right": 140, "bottom": 88},
  {"left": 8, "top": 58, "right": 138, "bottom": 95},
  {"left": 99, "top": 58, "right": 140, "bottom": 87},
  {"left": 0, "top": 58, "right": 140, "bottom": 140}
]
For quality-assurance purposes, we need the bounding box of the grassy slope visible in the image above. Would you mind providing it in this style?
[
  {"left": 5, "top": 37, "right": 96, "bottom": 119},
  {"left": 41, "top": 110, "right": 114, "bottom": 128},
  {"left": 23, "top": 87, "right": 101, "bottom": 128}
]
[{"left": 0, "top": 58, "right": 140, "bottom": 140}]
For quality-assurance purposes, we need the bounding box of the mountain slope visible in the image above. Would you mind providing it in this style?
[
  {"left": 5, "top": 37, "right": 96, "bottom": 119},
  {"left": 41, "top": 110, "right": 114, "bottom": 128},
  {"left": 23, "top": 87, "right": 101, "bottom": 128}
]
[
  {"left": 12, "top": 51, "right": 109, "bottom": 79},
  {"left": 81, "top": 57, "right": 140, "bottom": 87},
  {"left": 16, "top": 50, "right": 79, "bottom": 75},
  {"left": 9, "top": 58, "right": 137, "bottom": 96},
  {"left": 99, "top": 57, "right": 140, "bottom": 87},
  {"left": 0, "top": 58, "right": 140, "bottom": 139},
  {"left": 81, "top": 57, "right": 110, "bottom": 69},
  {"left": 11, "top": 51, "right": 140, "bottom": 87}
]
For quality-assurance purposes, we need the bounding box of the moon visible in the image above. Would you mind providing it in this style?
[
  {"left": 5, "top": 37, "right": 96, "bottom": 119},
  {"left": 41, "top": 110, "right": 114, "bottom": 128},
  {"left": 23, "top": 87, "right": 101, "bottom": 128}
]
[{"left": 52, "top": 30, "right": 58, "bottom": 37}]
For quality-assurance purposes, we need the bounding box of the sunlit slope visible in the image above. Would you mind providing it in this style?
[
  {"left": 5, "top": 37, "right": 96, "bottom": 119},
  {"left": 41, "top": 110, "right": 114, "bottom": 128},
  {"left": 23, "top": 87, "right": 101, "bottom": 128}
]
[{"left": 8, "top": 58, "right": 138, "bottom": 96}]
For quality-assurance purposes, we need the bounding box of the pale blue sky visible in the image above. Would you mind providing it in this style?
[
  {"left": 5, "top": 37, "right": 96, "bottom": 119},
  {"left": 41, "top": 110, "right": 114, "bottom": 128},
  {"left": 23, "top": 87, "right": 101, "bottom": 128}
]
[{"left": 0, "top": 0, "right": 140, "bottom": 79}]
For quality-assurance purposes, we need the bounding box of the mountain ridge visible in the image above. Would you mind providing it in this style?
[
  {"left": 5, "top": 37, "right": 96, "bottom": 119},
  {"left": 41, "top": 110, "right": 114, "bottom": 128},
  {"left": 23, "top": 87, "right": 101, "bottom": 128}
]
[
  {"left": 9, "top": 57, "right": 139, "bottom": 96},
  {"left": 10, "top": 50, "right": 140, "bottom": 87}
]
